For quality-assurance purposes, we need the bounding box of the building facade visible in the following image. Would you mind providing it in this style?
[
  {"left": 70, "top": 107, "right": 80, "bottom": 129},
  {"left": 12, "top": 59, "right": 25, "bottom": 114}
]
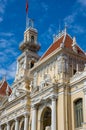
[{"left": 0, "top": 21, "right": 86, "bottom": 130}]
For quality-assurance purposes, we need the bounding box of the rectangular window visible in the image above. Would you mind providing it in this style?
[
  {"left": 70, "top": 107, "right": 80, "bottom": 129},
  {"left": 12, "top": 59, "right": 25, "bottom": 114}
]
[{"left": 74, "top": 99, "right": 83, "bottom": 128}]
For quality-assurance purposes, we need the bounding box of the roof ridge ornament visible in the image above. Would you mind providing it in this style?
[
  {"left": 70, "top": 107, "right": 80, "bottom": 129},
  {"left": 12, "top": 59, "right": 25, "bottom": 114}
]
[
  {"left": 64, "top": 22, "right": 68, "bottom": 35},
  {"left": 6, "top": 85, "right": 9, "bottom": 96},
  {"left": 60, "top": 24, "right": 67, "bottom": 48},
  {"left": 3, "top": 74, "right": 6, "bottom": 82},
  {"left": 72, "top": 36, "right": 78, "bottom": 53},
  {"left": 72, "top": 36, "right": 77, "bottom": 45}
]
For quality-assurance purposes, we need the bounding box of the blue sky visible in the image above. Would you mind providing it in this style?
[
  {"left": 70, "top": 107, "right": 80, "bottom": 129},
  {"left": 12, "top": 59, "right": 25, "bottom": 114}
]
[{"left": 0, "top": 0, "right": 86, "bottom": 85}]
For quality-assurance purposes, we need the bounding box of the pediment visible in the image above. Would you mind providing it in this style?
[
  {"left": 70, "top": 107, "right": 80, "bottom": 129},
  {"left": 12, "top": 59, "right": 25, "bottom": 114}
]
[{"left": 8, "top": 87, "right": 27, "bottom": 102}]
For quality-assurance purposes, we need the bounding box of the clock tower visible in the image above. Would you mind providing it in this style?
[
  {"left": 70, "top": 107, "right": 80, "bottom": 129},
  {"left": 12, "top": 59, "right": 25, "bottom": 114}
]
[{"left": 14, "top": 19, "right": 40, "bottom": 90}]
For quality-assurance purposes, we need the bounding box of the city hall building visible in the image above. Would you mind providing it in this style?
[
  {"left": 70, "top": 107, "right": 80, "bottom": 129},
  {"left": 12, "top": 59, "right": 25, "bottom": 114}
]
[{"left": 0, "top": 18, "right": 86, "bottom": 130}]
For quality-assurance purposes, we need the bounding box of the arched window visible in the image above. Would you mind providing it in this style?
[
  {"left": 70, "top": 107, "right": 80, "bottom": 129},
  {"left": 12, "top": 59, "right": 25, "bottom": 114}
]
[
  {"left": 41, "top": 107, "right": 51, "bottom": 130},
  {"left": 31, "top": 35, "right": 34, "bottom": 43},
  {"left": 30, "top": 61, "right": 35, "bottom": 68},
  {"left": 74, "top": 98, "right": 83, "bottom": 128}
]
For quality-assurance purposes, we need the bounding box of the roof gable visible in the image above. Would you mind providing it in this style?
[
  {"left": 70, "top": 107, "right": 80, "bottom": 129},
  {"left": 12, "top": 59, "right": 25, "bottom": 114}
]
[
  {"left": 40, "top": 35, "right": 64, "bottom": 60},
  {"left": 0, "top": 80, "right": 12, "bottom": 96},
  {"left": 40, "top": 32, "right": 85, "bottom": 61}
]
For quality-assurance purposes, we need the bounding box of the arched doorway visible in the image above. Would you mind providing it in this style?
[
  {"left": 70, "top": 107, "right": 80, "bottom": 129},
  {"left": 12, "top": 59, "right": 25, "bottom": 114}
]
[{"left": 41, "top": 107, "right": 51, "bottom": 130}]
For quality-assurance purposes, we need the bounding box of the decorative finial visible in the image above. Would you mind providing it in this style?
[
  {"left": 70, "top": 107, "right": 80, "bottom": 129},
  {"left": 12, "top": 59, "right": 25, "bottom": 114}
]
[
  {"left": 6, "top": 85, "right": 9, "bottom": 96},
  {"left": 53, "top": 34, "right": 56, "bottom": 42},
  {"left": 3, "top": 74, "right": 6, "bottom": 81},
  {"left": 64, "top": 22, "right": 67, "bottom": 34},
  {"left": 73, "top": 36, "right": 77, "bottom": 45},
  {"left": 72, "top": 36, "right": 77, "bottom": 53},
  {"left": 58, "top": 22, "right": 61, "bottom": 33}
]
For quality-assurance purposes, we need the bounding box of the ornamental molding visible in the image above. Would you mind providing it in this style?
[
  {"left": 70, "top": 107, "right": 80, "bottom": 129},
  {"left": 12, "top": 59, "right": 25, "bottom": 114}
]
[
  {"left": 31, "top": 84, "right": 57, "bottom": 99},
  {"left": 70, "top": 70, "right": 86, "bottom": 86},
  {"left": 30, "top": 48, "right": 62, "bottom": 72},
  {"left": 83, "top": 81, "right": 86, "bottom": 94},
  {"left": 8, "top": 87, "right": 28, "bottom": 102},
  {"left": 0, "top": 94, "right": 29, "bottom": 115},
  {"left": 0, "top": 105, "right": 30, "bottom": 125},
  {"left": 31, "top": 92, "right": 58, "bottom": 107},
  {"left": 69, "top": 86, "right": 84, "bottom": 95}
]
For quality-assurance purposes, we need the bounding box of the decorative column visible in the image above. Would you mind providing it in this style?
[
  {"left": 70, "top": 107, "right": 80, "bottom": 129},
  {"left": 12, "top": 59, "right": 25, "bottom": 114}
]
[
  {"left": 7, "top": 122, "right": 10, "bottom": 130},
  {"left": 24, "top": 114, "right": 29, "bottom": 130},
  {"left": 15, "top": 118, "right": 19, "bottom": 130},
  {"left": 32, "top": 105, "right": 37, "bottom": 130},
  {"left": 52, "top": 96, "right": 56, "bottom": 130}
]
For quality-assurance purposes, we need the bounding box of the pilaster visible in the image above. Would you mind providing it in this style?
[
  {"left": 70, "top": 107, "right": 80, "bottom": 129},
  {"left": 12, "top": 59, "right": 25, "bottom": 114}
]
[
  {"left": 15, "top": 117, "right": 19, "bottom": 130},
  {"left": 31, "top": 105, "right": 37, "bottom": 130},
  {"left": 24, "top": 113, "right": 29, "bottom": 130}
]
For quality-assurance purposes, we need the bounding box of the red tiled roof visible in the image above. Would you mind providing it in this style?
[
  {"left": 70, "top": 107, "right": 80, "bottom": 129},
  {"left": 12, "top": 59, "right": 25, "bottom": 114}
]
[
  {"left": 40, "top": 34, "right": 85, "bottom": 60},
  {"left": 40, "top": 36, "right": 64, "bottom": 60},
  {"left": 64, "top": 35, "right": 85, "bottom": 55},
  {"left": 0, "top": 80, "right": 12, "bottom": 96}
]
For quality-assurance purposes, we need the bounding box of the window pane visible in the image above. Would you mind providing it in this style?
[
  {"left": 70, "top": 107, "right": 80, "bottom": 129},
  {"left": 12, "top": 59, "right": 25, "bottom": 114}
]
[{"left": 74, "top": 99, "right": 83, "bottom": 128}]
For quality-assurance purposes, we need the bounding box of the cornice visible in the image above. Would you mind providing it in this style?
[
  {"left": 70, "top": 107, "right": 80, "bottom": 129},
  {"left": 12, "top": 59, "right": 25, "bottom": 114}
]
[
  {"left": 31, "top": 84, "right": 57, "bottom": 98},
  {"left": 69, "top": 86, "right": 84, "bottom": 95},
  {"left": 0, "top": 105, "right": 30, "bottom": 125},
  {"left": 63, "top": 47, "right": 86, "bottom": 60},
  {"left": 0, "top": 103, "right": 30, "bottom": 119},
  {"left": 1, "top": 93, "right": 27, "bottom": 111},
  {"left": 30, "top": 48, "right": 62, "bottom": 72},
  {"left": 70, "top": 72, "right": 86, "bottom": 87}
]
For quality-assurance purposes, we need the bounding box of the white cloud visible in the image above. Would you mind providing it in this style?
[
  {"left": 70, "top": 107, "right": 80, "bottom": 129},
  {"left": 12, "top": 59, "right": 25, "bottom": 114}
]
[
  {"left": 0, "top": 68, "right": 7, "bottom": 76},
  {"left": 7, "top": 61, "right": 16, "bottom": 79},
  {"left": 64, "top": 13, "right": 77, "bottom": 26},
  {"left": 63, "top": 0, "right": 86, "bottom": 34},
  {"left": 41, "top": 2, "right": 48, "bottom": 12},
  {"left": 0, "top": 17, "right": 3, "bottom": 22},
  {"left": 72, "top": 25, "right": 84, "bottom": 34},
  {"left": 64, "top": 12, "right": 84, "bottom": 34},
  {"left": 77, "top": 0, "right": 86, "bottom": 6},
  {"left": 0, "top": 32, "right": 14, "bottom": 37},
  {"left": 0, "top": 1, "right": 6, "bottom": 14},
  {"left": 0, "top": 38, "right": 16, "bottom": 49},
  {"left": 0, "top": 61, "right": 16, "bottom": 81},
  {"left": 0, "top": 36, "right": 19, "bottom": 82},
  {"left": 0, "top": 0, "right": 14, "bottom": 16},
  {"left": 0, "top": 37, "right": 18, "bottom": 84},
  {"left": 40, "top": 24, "right": 56, "bottom": 47}
]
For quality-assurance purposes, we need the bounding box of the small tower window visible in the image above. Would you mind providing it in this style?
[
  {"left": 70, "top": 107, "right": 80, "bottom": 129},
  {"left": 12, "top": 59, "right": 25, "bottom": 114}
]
[
  {"left": 31, "top": 35, "right": 34, "bottom": 43},
  {"left": 73, "top": 69, "right": 76, "bottom": 75},
  {"left": 30, "top": 61, "right": 35, "bottom": 68}
]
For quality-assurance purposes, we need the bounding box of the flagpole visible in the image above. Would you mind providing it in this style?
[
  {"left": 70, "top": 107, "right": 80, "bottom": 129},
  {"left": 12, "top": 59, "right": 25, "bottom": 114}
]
[{"left": 26, "top": 0, "right": 29, "bottom": 30}]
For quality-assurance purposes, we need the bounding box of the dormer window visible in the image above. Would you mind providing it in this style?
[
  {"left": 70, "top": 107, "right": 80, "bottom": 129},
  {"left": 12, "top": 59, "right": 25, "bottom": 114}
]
[{"left": 31, "top": 35, "right": 34, "bottom": 43}]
